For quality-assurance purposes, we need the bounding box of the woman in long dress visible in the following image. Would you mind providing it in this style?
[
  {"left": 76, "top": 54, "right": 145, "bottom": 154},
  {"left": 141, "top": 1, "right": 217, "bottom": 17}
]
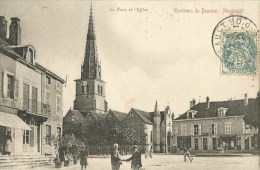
[{"left": 5, "top": 131, "right": 12, "bottom": 155}]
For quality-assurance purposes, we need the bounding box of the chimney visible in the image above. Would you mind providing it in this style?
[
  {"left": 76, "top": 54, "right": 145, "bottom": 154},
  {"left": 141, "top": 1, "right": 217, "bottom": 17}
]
[
  {"left": 9, "top": 17, "right": 21, "bottom": 45},
  {"left": 0, "top": 16, "right": 7, "bottom": 39},
  {"left": 206, "top": 96, "right": 210, "bottom": 109},
  {"left": 244, "top": 93, "right": 248, "bottom": 105},
  {"left": 190, "top": 99, "right": 196, "bottom": 109}
]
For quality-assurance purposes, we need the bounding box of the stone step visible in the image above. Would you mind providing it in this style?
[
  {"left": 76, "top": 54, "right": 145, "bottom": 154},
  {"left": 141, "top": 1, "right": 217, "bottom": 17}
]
[{"left": 0, "top": 155, "right": 53, "bottom": 169}]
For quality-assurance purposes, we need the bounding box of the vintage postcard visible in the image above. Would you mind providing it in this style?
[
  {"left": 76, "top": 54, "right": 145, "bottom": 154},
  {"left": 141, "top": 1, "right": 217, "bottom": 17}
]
[{"left": 0, "top": 0, "right": 259, "bottom": 170}]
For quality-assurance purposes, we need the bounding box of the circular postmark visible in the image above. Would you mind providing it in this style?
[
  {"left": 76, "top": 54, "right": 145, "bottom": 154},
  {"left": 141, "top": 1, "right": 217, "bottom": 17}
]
[{"left": 212, "top": 15, "right": 259, "bottom": 75}]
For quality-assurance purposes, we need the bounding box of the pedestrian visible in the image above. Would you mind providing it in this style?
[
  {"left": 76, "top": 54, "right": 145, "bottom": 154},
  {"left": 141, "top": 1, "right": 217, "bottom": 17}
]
[
  {"left": 124, "top": 145, "right": 142, "bottom": 170},
  {"left": 111, "top": 143, "right": 122, "bottom": 170},
  {"left": 5, "top": 131, "right": 12, "bottom": 155},
  {"left": 181, "top": 146, "right": 193, "bottom": 162},
  {"left": 79, "top": 146, "right": 88, "bottom": 170}
]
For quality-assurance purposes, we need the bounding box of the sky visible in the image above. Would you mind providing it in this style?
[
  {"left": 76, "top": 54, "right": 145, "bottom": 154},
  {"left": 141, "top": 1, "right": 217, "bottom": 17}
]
[{"left": 0, "top": 0, "right": 259, "bottom": 117}]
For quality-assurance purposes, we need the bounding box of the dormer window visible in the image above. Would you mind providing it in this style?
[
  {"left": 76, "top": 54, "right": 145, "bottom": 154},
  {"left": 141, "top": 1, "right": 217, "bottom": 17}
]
[
  {"left": 26, "top": 46, "right": 35, "bottom": 65},
  {"left": 187, "top": 110, "right": 197, "bottom": 119},
  {"left": 217, "top": 107, "right": 228, "bottom": 117}
]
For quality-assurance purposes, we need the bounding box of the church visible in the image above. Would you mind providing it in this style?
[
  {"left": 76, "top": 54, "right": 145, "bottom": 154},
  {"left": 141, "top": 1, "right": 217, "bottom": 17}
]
[{"left": 63, "top": 4, "right": 174, "bottom": 153}]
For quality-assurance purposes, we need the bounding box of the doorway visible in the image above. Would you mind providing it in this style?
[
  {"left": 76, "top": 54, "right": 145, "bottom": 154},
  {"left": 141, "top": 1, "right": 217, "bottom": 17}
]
[
  {"left": 212, "top": 138, "right": 217, "bottom": 150},
  {"left": 203, "top": 138, "right": 208, "bottom": 150}
]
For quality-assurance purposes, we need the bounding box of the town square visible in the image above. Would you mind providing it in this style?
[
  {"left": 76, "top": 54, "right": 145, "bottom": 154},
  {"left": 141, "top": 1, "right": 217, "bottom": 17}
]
[{"left": 0, "top": 0, "right": 259, "bottom": 170}]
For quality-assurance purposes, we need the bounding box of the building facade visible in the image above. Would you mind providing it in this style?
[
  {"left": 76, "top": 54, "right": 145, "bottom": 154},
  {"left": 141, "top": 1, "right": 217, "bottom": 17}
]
[
  {"left": 173, "top": 95, "right": 258, "bottom": 152},
  {"left": 0, "top": 16, "right": 64, "bottom": 155},
  {"left": 122, "top": 101, "right": 174, "bottom": 153}
]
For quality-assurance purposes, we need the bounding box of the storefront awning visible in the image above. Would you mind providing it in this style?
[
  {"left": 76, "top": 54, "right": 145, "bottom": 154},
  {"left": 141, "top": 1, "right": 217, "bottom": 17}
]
[{"left": 0, "top": 112, "right": 31, "bottom": 130}]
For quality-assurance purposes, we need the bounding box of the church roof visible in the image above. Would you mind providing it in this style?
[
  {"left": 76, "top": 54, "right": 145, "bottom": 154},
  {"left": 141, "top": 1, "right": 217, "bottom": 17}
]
[
  {"left": 81, "top": 3, "right": 101, "bottom": 80},
  {"left": 176, "top": 98, "right": 257, "bottom": 120},
  {"left": 109, "top": 109, "right": 127, "bottom": 121},
  {"left": 131, "top": 108, "right": 154, "bottom": 125},
  {"left": 63, "top": 109, "right": 88, "bottom": 125},
  {"left": 91, "top": 112, "right": 106, "bottom": 121}
]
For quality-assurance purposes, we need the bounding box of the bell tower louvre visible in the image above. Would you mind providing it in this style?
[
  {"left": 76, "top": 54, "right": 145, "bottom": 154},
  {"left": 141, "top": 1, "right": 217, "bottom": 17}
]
[{"left": 74, "top": 4, "right": 108, "bottom": 114}]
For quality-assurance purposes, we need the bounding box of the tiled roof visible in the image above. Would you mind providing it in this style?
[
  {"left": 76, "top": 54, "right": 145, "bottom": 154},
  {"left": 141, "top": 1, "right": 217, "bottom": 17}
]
[
  {"left": 109, "top": 109, "right": 127, "bottom": 121},
  {"left": 35, "top": 63, "right": 65, "bottom": 83},
  {"left": 64, "top": 109, "right": 87, "bottom": 125},
  {"left": 0, "top": 38, "right": 65, "bottom": 83},
  {"left": 176, "top": 98, "right": 257, "bottom": 120},
  {"left": 132, "top": 108, "right": 154, "bottom": 125},
  {"left": 91, "top": 112, "right": 106, "bottom": 121},
  {"left": 0, "top": 38, "right": 21, "bottom": 58}
]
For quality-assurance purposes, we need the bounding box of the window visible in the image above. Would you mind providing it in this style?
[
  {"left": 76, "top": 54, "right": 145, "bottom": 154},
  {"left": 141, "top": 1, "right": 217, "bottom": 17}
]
[
  {"left": 57, "top": 127, "right": 61, "bottom": 135},
  {"left": 46, "top": 76, "right": 51, "bottom": 85},
  {"left": 7, "top": 74, "right": 15, "bottom": 99},
  {"left": 29, "top": 48, "right": 34, "bottom": 64},
  {"left": 45, "top": 90, "right": 51, "bottom": 105},
  {"left": 23, "top": 129, "right": 30, "bottom": 144},
  {"left": 181, "top": 125, "right": 187, "bottom": 136},
  {"left": 129, "top": 112, "right": 134, "bottom": 117},
  {"left": 56, "top": 81, "right": 62, "bottom": 92},
  {"left": 46, "top": 125, "right": 51, "bottom": 145},
  {"left": 174, "top": 127, "right": 178, "bottom": 134},
  {"left": 31, "top": 87, "right": 38, "bottom": 113},
  {"left": 23, "top": 83, "right": 30, "bottom": 111},
  {"left": 187, "top": 110, "right": 196, "bottom": 119},
  {"left": 212, "top": 123, "right": 217, "bottom": 135},
  {"left": 225, "top": 122, "right": 231, "bottom": 134},
  {"left": 191, "top": 124, "right": 201, "bottom": 135},
  {"left": 56, "top": 95, "right": 62, "bottom": 115},
  {"left": 194, "top": 125, "right": 199, "bottom": 135},
  {"left": 101, "top": 86, "right": 103, "bottom": 95},
  {"left": 188, "top": 112, "right": 192, "bottom": 118},
  {"left": 98, "top": 85, "right": 100, "bottom": 94},
  {"left": 218, "top": 107, "right": 228, "bottom": 117}
]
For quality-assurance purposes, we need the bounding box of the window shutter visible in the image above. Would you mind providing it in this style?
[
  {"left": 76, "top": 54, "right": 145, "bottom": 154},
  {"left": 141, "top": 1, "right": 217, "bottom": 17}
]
[
  {"left": 215, "top": 123, "right": 217, "bottom": 135},
  {"left": 198, "top": 124, "right": 202, "bottom": 135},
  {"left": 191, "top": 125, "right": 194, "bottom": 135},
  {"left": 15, "top": 78, "right": 19, "bottom": 99},
  {"left": 2, "top": 71, "right": 7, "bottom": 97}
]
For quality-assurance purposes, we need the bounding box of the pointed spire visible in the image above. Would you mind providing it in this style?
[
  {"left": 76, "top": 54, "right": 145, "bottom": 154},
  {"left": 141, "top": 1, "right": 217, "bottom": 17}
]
[
  {"left": 87, "top": 1, "right": 95, "bottom": 40},
  {"left": 81, "top": 2, "right": 101, "bottom": 80},
  {"left": 154, "top": 100, "right": 160, "bottom": 117}
]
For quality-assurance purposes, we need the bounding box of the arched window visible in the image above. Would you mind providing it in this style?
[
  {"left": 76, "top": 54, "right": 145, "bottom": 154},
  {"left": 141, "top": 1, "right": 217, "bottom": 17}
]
[
  {"left": 101, "top": 86, "right": 103, "bottom": 95},
  {"left": 98, "top": 85, "right": 100, "bottom": 94}
]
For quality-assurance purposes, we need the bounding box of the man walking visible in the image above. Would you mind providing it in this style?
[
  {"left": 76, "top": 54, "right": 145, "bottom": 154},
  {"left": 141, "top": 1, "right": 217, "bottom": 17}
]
[
  {"left": 182, "top": 146, "right": 193, "bottom": 162},
  {"left": 124, "top": 145, "right": 142, "bottom": 170},
  {"left": 111, "top": 143, "right": 121, "bottom": 170}
]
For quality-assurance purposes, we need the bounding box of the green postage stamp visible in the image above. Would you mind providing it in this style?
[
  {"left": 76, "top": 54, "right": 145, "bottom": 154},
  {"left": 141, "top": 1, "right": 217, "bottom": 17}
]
[{"left": 212, "top": 15, "right": 259, "bottom": 75}]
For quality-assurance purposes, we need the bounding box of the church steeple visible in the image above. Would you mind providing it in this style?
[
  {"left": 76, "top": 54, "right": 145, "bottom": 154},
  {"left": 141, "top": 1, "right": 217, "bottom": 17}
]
[
  {"left": 74, "top": 3, "right": 108, "bottom": 114},
  {"left": 154, "top": 100, "right": 160, "bottom": 117},
  {"left": 81, "top": 3, "right": 101, "bottom": 80}
]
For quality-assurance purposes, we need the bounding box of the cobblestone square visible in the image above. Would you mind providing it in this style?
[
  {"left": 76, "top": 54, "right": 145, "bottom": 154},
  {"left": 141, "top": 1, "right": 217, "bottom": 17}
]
[{"left": 32, "top": 154, "right": 260, "bottom": 170}]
